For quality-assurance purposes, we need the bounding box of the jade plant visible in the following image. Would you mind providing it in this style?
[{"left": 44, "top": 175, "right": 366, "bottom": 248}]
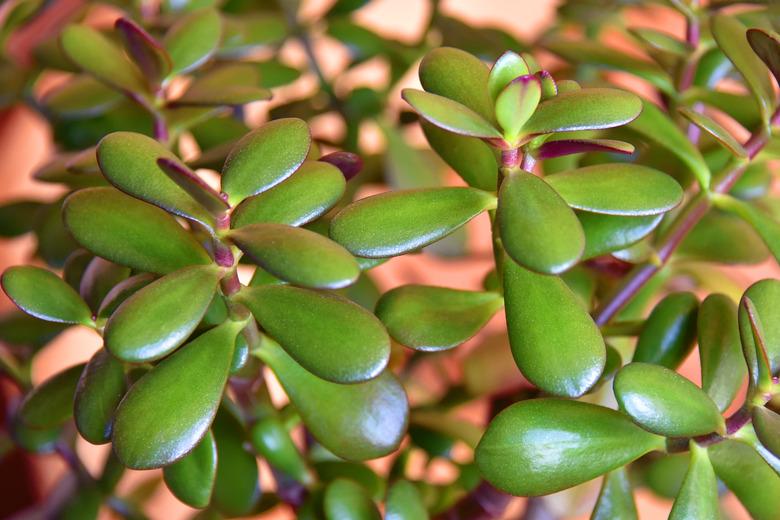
[{"left": 1, "top": 0, "right": 780, "bottom": 518}]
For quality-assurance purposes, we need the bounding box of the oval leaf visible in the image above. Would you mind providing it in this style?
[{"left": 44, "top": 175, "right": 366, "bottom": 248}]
[
  {"left": 2, "top": 266, "right": 92, "bottom": 325},
  {"left": 74, "top": 349, "right": 126, "bottom": 444},
  {"left": 163, "top": 430, "right": 217, "bottom": 509},
  {"left": 115, "top": 18, "right": 172, "bottom": 87},
  {"left": 488, "top": 51, "right": 529, "bottom": 101},
  {"left": 579, "top": 213, "right": 662, "bottom": 260},
  {"left": 402, "top": 89, "right": 501, "bottom": 139},
  {"left": 591, "top": 467, "right": 638, "bottom": 520},
  {"left": 753, "top": 406, "right": 780, "bottom": 458},
  {"left": 164, "top": 8, "right": 222, "bottom": 75},
  {"left": 714, "top": 194, "right": 780, "bottom": 264},
  {"left": 324, "top": 479, "right": 381, "bottom": 520},
  {"left": 537, "top": 138, "right": 635, "bottom": 159},
  {"left": 19, "top": 364, "right": 85, "bottom": 429},
  {"left": 669, "top": 443, "right": 720, "bottom": 520},
  {"left": 633, "top": 292, "right": 698, "bottom": 369},
  {"left": 385, "top": 480, "right": 428, "bottom": 520},
  {"left": 747, "top": 28, "right": 780, "bottom": 87},
  {"left": 679, "top": 107, "right": 747, "bottom": 158},
  {"left": 476, "top": 399, "right": 664, "bottom": 496},
  {"left": 211, "top": 407, "right": 261, "bottom": 516},
  {"left": 503, "top": 258, "right": 605, "bottom": 397},
  {"left": 739, "top": 279, "right": 780, "bottom": 378},
  {"left": 330, "top": 187, "right": 495, "bottom": 258},
  {"left": 495, "top": 75, "right": 541, "bottom": 142},
  {"left": 250, "top": 416, "right": 310, "bottom": 484}
]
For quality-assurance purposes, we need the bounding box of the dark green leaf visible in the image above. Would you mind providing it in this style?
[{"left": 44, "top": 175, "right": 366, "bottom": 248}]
[
  {"left": 476, "top": 399, "right": 664, "bottom": 496},
  {"left": 488, "top": 51, "right": 529, "bottom": 101},
  {"left": 221, "top": 118, "right": 310, "bottom": 205},
  {"left": 402, "top": 89, "right": 501, "bottom": 139},
  {"left": 375, "top": 285, "right": 502, "bottom": 351},
  {"left": 324, "top": 479, "right": 381, "bottom": 520},
  {"left": 669, "top": 443, "right": 719, "bottom": 520},
  {"left": 579, "top": 213, "right": 662, "bottom": 260},
  {"left": 385, "top": 480, "right": 428, "bottom": 520},
  {"left": 250, "top": 416, "right": 311, "bottom": 484},
  {"left": 591, "top": 467, "right": 637, "bottom": 520},
  {"left": 633, "top": 292, "right": 698, "bottom": 369},
  {"left": 614, "top": 363, "right": 725, "bottom": 436},
  {"left": 679, "top": 107, "right": 747, "bottom": 158},
  {"left": 753, "top": 407, "right": 780, "bottom": 458},
  {"left": 499, "top": 171, "right": 584, "bottom": 274},
  {"left": 63, "top": 187, "right": 212, "bottom": 274},
  {"left": 421, "top": 122, "right": 497, "bottom": 191},
  {"left": 163, "top": 431, "right": 217, "bottom": 508},
  {"left": 237, "top": 285, "right": 389, "bottom": 384},
  {"left": 74, "top": 349, "right": 126, "bottom": 444},
  {"left": 164, "top": 8, "right": 222, "bottom": 75},
  {"left": 97, "top": 273, "right": 155, "bottom": 319},
  {"left": 330, "top": 188, "right": 495, "bottom": 258},
  {"left": 156, "top": 157, "right": 228, "bottom": 214},
  {"left": 112, "top": 318, "right": 245, "bottom": 469},
  {"left": 2, "top": 266, "right": 92, "bottom": 325},
  {"left": 211, "top": 407, "right": 261, "bottom": 516},
  {"left": 19, "top": 364, "right": 85, "bottom": 428},
  {"left": 105, "top": 265, "right": 221, "bottom": 362},
  {"left": 219, "top": 14, "right": 287, "bottom": 58},
  {"left": 504, "top": 259, "right": 605, "bottom": 397}
]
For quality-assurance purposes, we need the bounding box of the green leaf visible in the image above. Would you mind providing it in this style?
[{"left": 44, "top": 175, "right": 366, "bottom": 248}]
[
  {"left": 97, "top": 132, "right": 216, "bottom": 229},
  {"left": 60, "top": 25, "right": 145, "bottom": 92},
  {"left": 495, "top": 75, "right": 541, "bottom": 142},
  {"left": 579, "top": 213, "right": 663, "bottom": 260},
  {"left": 714, "top": 194, "right": 780, "bottom": 264},
  {"left": 669, "top": 443, "right": 720, "bottom": 520},
  {"left": 476, "top": 399, "right": 664, "bottom": 496},
  {"left": 63, "top": 187, "right": 211, "bottom": 274},
  {"left": 211, "top": 407, "right": 261, "bottom": 516},
  {"left": 112, "top": 318, "right": 245, "bottom": 469},
  {"left": 79, "top": 258, "right": 130, "bottom": 312},
  {"left": 375, "top": 285, "right": 502, "bottom": 352},
  {"left": 156, "top": 157, "right": 228, "bottom": 214},
  {"left": 219, "top": 14, "right": 287, "bottom": 58},
  {"left": 697, "top": 294, "right": 746, "bottom": 412},
  {"left": 258, "top": 340, "right": 408, "bottom": 461},
  {"left": 402, "top": 89, "right": 501, "bottom": 139},
  {"left": 684, "top": 88, "right": 761, "bottom": 130},
  {"left": 115, "top": 18, "right": 172, "bottom": 88},
  {"left": 753, "top": 407, "right": 780, "bottom": 458},
  {"left": 708, "top": 439, "right": 780, "bottom": 520},
  {"left": 104, "top": 265, "right": 221, "bottom": 362},
  {"left": 97, "top": 273, "right": 155, "bottom": 319},
  {"left": 221, "top": 118, "right": 310, "bottom": 205},
  {"left": 679, "top": 108, "right": 747, "bottom": 158},
  {"left": 174, "top": 63, "right": 272, "bottom": 106},
  {"left": 633, "top": 292, "right": 698, "bottom": 369},
  {"left": 712, "top": 15, "right": 776, "bottom": 124},
  {"left": 420, "top": 122, "right": 497, "bottom": 191},
  {"left": 522, "top": 88, "right": 642, "bottom": 137},
  {"left": 229, "top": 224, "right": 359, "bottom": 290},
  {"left": 488, "top": 51, "right": 529, "bottom": 101},
  {"left": 74, "top": 349, "right": 126, "bottom": 444},
  {"left": 614, "top": 363, "right": 725, "bottom": 437},
  {"left": 164, "top": 8, "right": 222, "bottom": 75},
  {"left": 738, "top": 279, "right": 780, "bottom": 384},
  {"left": 231, "top": 161, "right": 344, "bottom": 228},
  {"left": 629, "top": 100, "right": 711, "bottom": 189},
  {"left": 237, "top": 285, "right": 389, "bottom": 384},
  {"left": 324, "top": 479, "right": 381, "bottom": 520},
  {"left": 546, "top": 164, "right": 682, "bottom": 216},
  {"left": 19, "top": 364, "right": 85, "bottom": 429},
  {"left": 498, "top": 171, "right": 584, "bottom": 274},
  {"left": 42, "top": 76, "right": 122, "bottom": 118},
  {"left": 503, "top": 259, "right": 605, "bottom": 397},
  {"left": 163, "top": 431, "right": 217, "bottom": 509},
  {"left": 330, "top": 188, "right": 495, "bottom": 258},
  {"left": 591, "top": 467, "right": 638, "bottom": 520},
  {"left": 2, "top": 266, "right": 92, "bottom": 325},
  {"left": 250, "top": 416, "right": 311, "bottom": 484},
  {"left": 747, "top": 28, "right": 780, "bottom": 87},
  {"left": 385, "top": 480, "right": 428, "bottom": 520},
  {"left": 678, "top": 210, "right": 769, "bottom": 265},
  {"left": 418, "top": 47, "right": 494, "bottom": 122}
]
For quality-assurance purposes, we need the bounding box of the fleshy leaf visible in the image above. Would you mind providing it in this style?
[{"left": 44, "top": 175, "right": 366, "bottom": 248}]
[
  {"left": 250, "top": 416, "right": 310, "bottom": 484},
  {"left": 258, "top": 339, "right": 408, "bottom": 461},
  {"left": 156, "top": 158, "right": 229, "bottom": 214},
  {"left": 229, "top": 224, "right": 359, "bottom": 290},
  {"left": 174, "top": 63, "right": 271, "bottom": 106},
  {"left": 495, "top": 75, "right": 541, "bottom": 142},
  {"left": 112, "top": 318, "right": 245, "bottom": 469},
  {"left": 63, "top": 187, "right": 211, "bottom": 274},
  {"left": 385, "top": 480, "right": 428, "bottom": 520},
  {"left": 421, "top": 122, "right": 497, "bottom": 191},
  {"left": 324, "top": 479, "right": 381, "bottom": 520},
  {"left": 402, "top": 89, "right": 501, "bottom": 139},
  {"left": 375, "top": 285, "right": 503, "bottom": 351},
  {"left": 546, "top": 164, "right": 682, "bottom": 216},
  {"left": 42, "top": 76, "right": 122, "bottom": 118},
  {"left": 753, "top": 407, "right": 780, "bottom": 458},
  {"left": 115, "top": 18, "right": 172, "bottom": 88},
  {"left": 488, "top": 51, "right": 529, "bottom": 101},
  {"left": 211, "top": 407, "right": 261, "bottom": 516},
  {"left": 679, "top": 107, "right": 747, "bottom": 158},
  {"left": 669, "top": 443, "right": 720, "bottom": 520},
  {"left": 614, "top": 363, "right": 725, "bottom": 437},
  {"left": 738, "top": 279, "right": 780, "bottom": 385},
  {"left": 330, "top": 187, "right": 495, "bottom": 258},
  {"left": 237, "top": 285, "right": 389, "bottom": 384},
  {"left": 19, "top": 364, "right": 85, "bottom": 429},
  {"left": 633, "top": 292, "right": 698, "bottom": 369},
  {"left": 2, "top": 266, "right": 92, "bottom": 325},
  {"left": 74, "top": 349, "right": 126, "bottom": 444},
  {"left": 163, "top": 431, "right": 217, "bottom": 509},
  {"left": 714, "top": 194, "right": 780, "bottom": 264},
  {"left": 104, "top": 265, "right": 221, "bottom": 362},
  {"left": 537, "top": 138, "right": 635, "bottom": 159},
  {"left": 579, "top": 213, "right": 662, "bottom": 260},
  {"left": 476, "top": 399, "right": 664, "bottom": 496},
  {"left": 503, "top": 258, "right": 605, "bottom": 397},
  {"left": 164, "top": 8, "right": 222, "bottom": 75},
  {"left": 498, "top": 171, "right": 584, "bottom": 274},
  {"left": 747, "top": 28, "right": 780, "bottom": 87},
  {"left": 591, "top": 467, "right": 638, "bottom": 520}
]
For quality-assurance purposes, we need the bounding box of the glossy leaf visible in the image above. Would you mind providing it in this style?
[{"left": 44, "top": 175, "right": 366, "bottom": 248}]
[
  {"left": 115, "top": 18, "right": 172, "bottom": 87},
  {"left": 753, "top": 407, "right": 780, "bottom": 458},
  {"left": 738, "top": 279, "right": 780, "bottom": 383},
  {"left": 633, "top": 292, "right": 698, "bottom": 369},
  {"left": 156, "top": 158, "right": 228, "bottom": 214},
  {"left": 237, "top": 285, "right": 389, "bottom": 384},
  {"left": 97, "top": 132, "right": 216, "bottom": 228},
  {"left": 74, "top": 349, "right": 126, "bottom": 444},
  {"left": 2, "top": 266, "right": 92, "bottom": 325},
  {"left": 330, "top": 188, "right": 495, "bottom": 258},
  {"left": 537, "top": 138, "right": 635, "bottom": 159},
  {"left": 105, "top": 265, "right": 220, "bottom": 362},
  {"left": 211, "top": 407, "right": 261, "bottom": 516},
  {"left": 546, "top": 164, "right": 682, "bottom": 216},
  {"left": 630, "top": 100, "right": 711, "bottom": 189},
  {"left": 708, "top": 439, "right": 780, "bottom": 520},
  {"left": 579, "top": 213, "right": 662, "bottom": 260},
  {"left": 476, "top": 399, "right": 664, "bottom": 496},
  {"left": 250, "top": 416, "right": 310, "bottom": 484},
  {"left": 614, "top": 363, "right": 725, "bottom": 437},
  {"left": 420, "top": 122, "right": 497, "bottom": 191},
  {"left": 231, "top": 161, "right": 345, "bottom": 228},
  {"left": 498, "top": 171, "right": 584, "bottom": 274},
  {"left": 112, "top": 319, "right": 245, "bottom": 469},
  {"left": 495, "top": 75, "right": 541, "bottom": 142},
  {"left": 229, "top": 224, "right": 359, "bottom": 290},
  {"left": 163, "top": 431, "right": 217, "bottom": 509},
  {"left": 747, "top": 28, "right": 780, "bottom": 87},
  {"left": 488, "top": 51, "right": 529, "bottom": 101},
  {"left": 60, "top": 25, "right": 145, "bottom": 92},
  {"left": 591, "top": 467, "right": 637, "bottom": 520},
  {"left": 714, "top": 194, "right": 780, "bottom": 264},
  {"left": 63, "top": 187, "right": 211, "bottom": 274},
  {"left": 164, "top": 8, "right": 222, "bottom": 75},
  {"left": 375, "top": 285, "right": 502, "bottom": 352},
  {"left": 221, "top": 118, "right": 310, "bottom": 205},
  {"left": 679, "top": 107, "right": 747, "bottom": 158},
  {"left": 402, "top": 89, "right": 501, "bottom": 139},
  {"left": 522, "top": 88, "right": 642, "bottom": 137},
  {"left": 385, "top": 480, "right": 428, "bottom": 520},
  {"left": 503, "top": 259, "right": 605, "bottom": 397},
  {"left": 19, "top": 364, "right": 85, "bottom": 429},
  {"left": 258, "top": 340, "right": 408, "bottom": 461},
  {"left": 324, "top": 479, "right": 381, "bottom": 520},
  {"left": 697, "top": 294, "right": 746, "bottom": 411},
  {"left": 669, "top": 443, "right": 719, "bottom": 520}
]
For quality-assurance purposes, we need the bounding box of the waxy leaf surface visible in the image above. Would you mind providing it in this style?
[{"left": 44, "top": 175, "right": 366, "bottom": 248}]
[
  {"left": 211, "top": 408, "right": 261, "bottom": 516},
  {"left": 495, "top": 75, "right": 540, "bottom": 141},
  {"left": 579, "top": 213, "right": 662, "bottom": 260},
  {"left": 74, "top": 349, "right": 126, "bottom": 444},
  {"left": 115, "top": 18, "right": 171, "bottom": 87},
  {"left": 633, "top": 292, "right": 698, "bottom": 369},
  {"left": 163, "top": 431, "right": 217, "bottom": 508},
  {"left": 669, "top": 443, "right": 719, "bottom": 520},
  {"left": 2, "top": 266, "right": 92, "bottom": 325},
  {"left": 488, "top": 51, "right": 529, "bottom": 101},
  {"left": 402, "top": 89, "right": 501, "bottom": 139},
  {"left": 753, "top": 407, "right": 780, "bottom": 458},
  {"left": 164, "top": 8, "right": 222, "bottom": 75},
  {"left": 679, "top": 107, "right": 747, "bottom": 158},
  {"left": 739, "top": 279, "right": 780, "bottom": 378}
]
